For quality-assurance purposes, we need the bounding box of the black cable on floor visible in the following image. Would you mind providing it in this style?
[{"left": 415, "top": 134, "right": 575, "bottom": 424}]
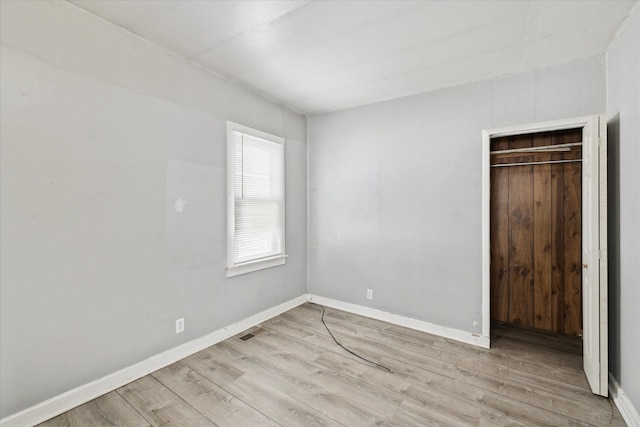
[{"left": 312, "top": 303, "right": 394, "bottom": 373}]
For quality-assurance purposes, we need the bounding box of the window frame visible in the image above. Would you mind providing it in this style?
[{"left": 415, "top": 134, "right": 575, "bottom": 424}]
[{"left": 226, "top": 121, "right": 286, "bottom": 277}]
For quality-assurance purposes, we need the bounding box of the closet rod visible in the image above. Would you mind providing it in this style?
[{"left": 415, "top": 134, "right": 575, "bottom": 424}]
[
  {"left": 490, "top": 142, "right": 582, "bottom": 155},
  {"left": 491, "top": 159, "right": 582, "bottom": 168}
]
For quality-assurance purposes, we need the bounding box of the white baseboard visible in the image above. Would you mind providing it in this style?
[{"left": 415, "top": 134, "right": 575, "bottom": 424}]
[
  {"left": 13, "top": 289, "right": 640, "bottom": 427},
  {"left": 610, "top": 373, "right": 640, "bottom": 427},
  {"left": 308, "top": 294, "right": 490, "bottom": 349},
  {"left": 0, "top": 294, "right": 309, "bottom": 427},
  {"left": 1, "top": 293, "right": 493, "bottom": 426}
]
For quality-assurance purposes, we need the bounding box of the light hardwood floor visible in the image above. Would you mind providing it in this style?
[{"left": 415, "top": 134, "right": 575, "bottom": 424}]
[{"left": 39, "top": 303, "right": 626, "bottom": 426}]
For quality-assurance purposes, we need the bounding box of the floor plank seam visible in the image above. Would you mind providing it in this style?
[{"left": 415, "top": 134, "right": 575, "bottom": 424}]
[
  {"left": 243, "top": 329, "right": 398, "bottom": 423},
  {"left": 265, "top": 325, "right": 409, "bottom": 405},
  {"left": 114, "top": 388, "right": 153, "bottom": 427},
  {"left": 211, "top": 346, "right": 350, "bottom": 427},
  {"left": 199, "top": 376, "right": 285, "bottom": 427},
  {"left": 149, "top": 372, "right": 221, "bottom": 426}
]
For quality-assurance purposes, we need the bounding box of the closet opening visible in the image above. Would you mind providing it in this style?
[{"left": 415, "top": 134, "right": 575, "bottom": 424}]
[
  {"left": 489, "top": 128, "right": 583, "bottom": 336},
  {"left": 482, "top": 115, "right": 608, "bottom": 396}
]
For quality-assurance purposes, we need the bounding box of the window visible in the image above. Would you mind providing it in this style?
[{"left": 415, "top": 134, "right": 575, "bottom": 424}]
[{"left": 227, "top": 121, "right": 285, "bottom": 277}]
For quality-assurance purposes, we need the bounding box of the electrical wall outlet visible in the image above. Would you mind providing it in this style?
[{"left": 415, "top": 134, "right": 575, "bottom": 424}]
[
  {"left": 175, "top": 318, "right": 185, "bottom": 334},
  {"left": 366, "top": 289, "right": 373, "bottom": 300}
]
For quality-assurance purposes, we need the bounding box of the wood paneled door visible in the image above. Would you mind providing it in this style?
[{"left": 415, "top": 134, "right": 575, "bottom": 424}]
[{"left": 490, "top": 128, "right": 582, "bottom": 336}]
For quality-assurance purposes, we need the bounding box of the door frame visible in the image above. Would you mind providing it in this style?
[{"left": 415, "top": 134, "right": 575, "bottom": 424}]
[{"left": 481, "top": 114, "right": 608, "bottom": 395}]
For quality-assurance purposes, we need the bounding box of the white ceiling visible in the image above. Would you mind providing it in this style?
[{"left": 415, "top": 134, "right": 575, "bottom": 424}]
[{"left": 70, "top": 0, "right": 637, "bottom": 116}]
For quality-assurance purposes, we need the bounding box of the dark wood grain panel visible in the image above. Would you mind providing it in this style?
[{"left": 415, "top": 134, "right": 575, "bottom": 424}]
[
  {"left": 508, "top": 135, "right": 534, "bottom": 327},
  {"left": 490, "top": 129, "right": 582, "bottom": 335},
  {"left": 491, "top": 165, "right": 510, "bottom": 322},
  {"left": 533, "top": 133, "right": 553, "bottom": 330},
  {"left": 561, "top": 128, "right": 583, "bottom": 144},
  {"left": 490, "top": 136, "right": 511, "bottom": 165},
  {"left": 563, "top": 144, "right": 582, "bottom": 336},
  {"left": 550, "top": 131, "right": 566, "bottom": 333}
]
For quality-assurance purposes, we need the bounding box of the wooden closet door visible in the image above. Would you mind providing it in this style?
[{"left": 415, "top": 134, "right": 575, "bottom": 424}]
[{"left": 490, "top": 129, "right": 582, "bottom": 335}]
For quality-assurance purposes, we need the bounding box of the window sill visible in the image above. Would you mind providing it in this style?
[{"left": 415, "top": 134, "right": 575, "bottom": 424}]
[{"left": 226, "top": 255, "right": 287, "bottom": 278}]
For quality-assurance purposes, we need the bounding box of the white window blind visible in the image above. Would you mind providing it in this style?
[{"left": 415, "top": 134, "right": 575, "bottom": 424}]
[{"left": 227, "top": 122, "right": 285, "bottom": 276}]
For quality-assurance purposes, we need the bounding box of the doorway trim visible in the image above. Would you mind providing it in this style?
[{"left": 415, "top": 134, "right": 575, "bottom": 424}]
[
  {"left": 482, "top": 114, "right": 608, "bottom": 396},
  {"left": 481, "top": 114, "right": 608, "bottom": 396},
  {"left": 481, "top": 116, "right": 592, "bottom": 339}
]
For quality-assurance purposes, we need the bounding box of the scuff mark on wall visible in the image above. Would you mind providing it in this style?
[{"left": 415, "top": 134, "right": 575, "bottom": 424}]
[{"left": 174, "top": 197, "right": 187, "bottom": 213}]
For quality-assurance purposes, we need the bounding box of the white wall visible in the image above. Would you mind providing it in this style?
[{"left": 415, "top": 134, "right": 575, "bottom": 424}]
[
  {"left": 607, "top": 3, "right": 640, "bottom": 416},
  {"left": 0, "top": 1, "right": 306, "bottom": 418},
  {"left": 308, "top": 55, "right": 606, "bottom": 335}
]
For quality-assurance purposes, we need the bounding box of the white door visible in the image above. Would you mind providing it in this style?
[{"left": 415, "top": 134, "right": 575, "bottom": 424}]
[{"left": 581, "top": 114, "right": 608, "bottom": 396}]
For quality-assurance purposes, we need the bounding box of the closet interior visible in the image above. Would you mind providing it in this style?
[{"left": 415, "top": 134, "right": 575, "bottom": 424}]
[{"left": 490, "top": 128, "right": 583, "bottom": 335}]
